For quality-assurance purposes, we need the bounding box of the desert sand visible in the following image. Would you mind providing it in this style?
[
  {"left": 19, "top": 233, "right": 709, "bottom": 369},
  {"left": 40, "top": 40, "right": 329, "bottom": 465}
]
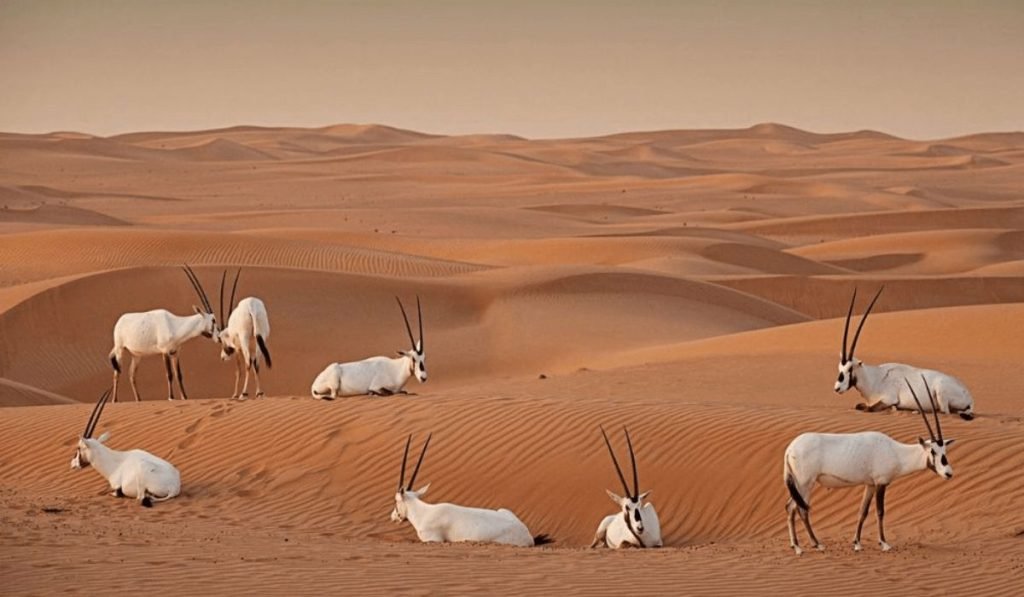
[{"left": 2, "top": 123, "right": 1023, "bottom": 595}]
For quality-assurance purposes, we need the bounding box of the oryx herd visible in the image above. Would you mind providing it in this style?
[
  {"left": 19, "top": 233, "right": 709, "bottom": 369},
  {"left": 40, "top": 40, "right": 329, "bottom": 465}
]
[{"left": 65, "top": 268, "right": 974, "bottom": 553}]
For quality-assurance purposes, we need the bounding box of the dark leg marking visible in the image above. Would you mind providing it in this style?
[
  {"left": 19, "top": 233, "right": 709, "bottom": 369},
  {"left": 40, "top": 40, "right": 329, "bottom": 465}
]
[
  {"left": 854, "top": 485, "right": 875, "bottom": 547},
  {"left": 875, "top": 484, "right": 887, "bottom": 544},
  {"left": 115, "top": 487, "right": 125, "bottom": 498},
  {"left": 141, "top": 496, "right": 153, "bottom": 508},
  {"left": 174, "top": 356, "right": 188, "bottom": 400}
]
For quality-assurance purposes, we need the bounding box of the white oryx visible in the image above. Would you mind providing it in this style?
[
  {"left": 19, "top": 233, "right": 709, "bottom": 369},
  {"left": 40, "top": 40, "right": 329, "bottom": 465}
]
[
  {"left": 70, "top": 388, "right": 181, "bottom": 507},
  {"left": 311, "top": 296, "right": 426, "bottom": 399},
  {"left": 108, "top": 265, "right": 222, "bottom": 402},
  {"left": 785, "top": 376, "right": 957, "bottom": 555},
  {"left": 835, "top": 287, "right": 975, "bottom": 420},
  {"left": 216, "top": 269, "right": 272, "bottom": 399},
  {"left": 390, "top": 434, "right": 549, "bottom": 547},
  {"left": 590, "top": 426, "right": 663, "bottom": 548}
]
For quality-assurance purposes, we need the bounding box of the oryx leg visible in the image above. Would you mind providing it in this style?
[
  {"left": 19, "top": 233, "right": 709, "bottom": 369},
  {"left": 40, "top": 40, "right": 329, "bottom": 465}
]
[
  {"left": 856, "top": 401, "right": 890, "bottom": 413},
  {"left": 796, "top": 499, "right": 823, "bottom": 551},
  {"left": 110, "top": 347, "right": 123, "bottom": 403},
  {"left": 249, "top": 343, "right": 264, "bottom": 398},
  {"left": 233, "top": 352, "right": 245, "bottom": 399},
  {"left": 163, "top": 353, "right": 175, "bottom": 400},
  {"left": 172, "top": 353, "right": 189, "bottom": 400},
  {"left": 852, "top": 485, "right": 876, "bottom": 551},
  {"left": 786, "top": 499, "right": 802, "bottom": 555},
  {"left": 876, "top": 485, "right": 891, "bottom": 551},
  {"left": 590, "top": 515, "right": 613, "bottom": 548},
  {"left": 128, "top": 354, "right": 142, "bottom": 402}
]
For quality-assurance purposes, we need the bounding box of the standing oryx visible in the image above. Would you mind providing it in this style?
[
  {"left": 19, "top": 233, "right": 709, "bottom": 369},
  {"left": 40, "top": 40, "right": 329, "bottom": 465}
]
[
  {"left": 216, "top": 269, "right": 272, "bottom": 399},
  {"left": 590, "top": 426, "right": 663, "bottom": 548},
  {"left": 835, "top": 287, "right": 975, "bottom": 420},
  {"left": 311, "top": 296, "right": 426, "bottom": 398},
  {"left": 785, "top": 375, "right": 957, "bottom": 555},
  {"left": 70, "top": 388, "right": 181, "bottom": 507},
  {"left": 108, "top": 265, "right": 223, "bottom": 402},
  {"left": 390, "top": 434, "right": 548, "bottom": 547}
]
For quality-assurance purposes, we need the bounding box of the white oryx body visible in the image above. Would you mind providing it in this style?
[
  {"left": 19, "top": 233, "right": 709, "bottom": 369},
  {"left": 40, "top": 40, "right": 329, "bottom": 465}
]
[
  {"left": 70, "top": 390, "right": 181, "bottom": 507},
  {"left": 311, "top": 296, "right": 426, "bottom": 398},
  {"left": 785, "top": 377, "right": 956, "bottom": 554},
  {"left": 590, "top": 427, "right": 663, "bottom": 548},
  {"left": 217, "top": 274, "right": 273, "bottom": 399},
  {"left": 108, "top": 265, "right": 221, "bottom": 402},
  {"left": 390, "top": 434, "right": 546, "bottom": 547},
  {"left": 834, "top": 287, "right": 975, "bottom": 420}
]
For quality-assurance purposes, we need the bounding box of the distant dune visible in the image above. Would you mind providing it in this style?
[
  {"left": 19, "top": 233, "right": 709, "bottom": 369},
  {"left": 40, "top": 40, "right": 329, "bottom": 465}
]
[{"left": 2, "top": 122, "right": 1023, "bottom": 595}]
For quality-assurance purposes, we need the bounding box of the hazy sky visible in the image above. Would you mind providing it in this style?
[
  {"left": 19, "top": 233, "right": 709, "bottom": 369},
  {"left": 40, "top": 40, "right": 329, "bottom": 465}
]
[{"left": 2, "top": 1, "right": 1022, "bottom": 138}]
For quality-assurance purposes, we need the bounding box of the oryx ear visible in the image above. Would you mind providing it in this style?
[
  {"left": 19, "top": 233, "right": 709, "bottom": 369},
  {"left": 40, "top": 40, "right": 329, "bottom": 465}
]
[
  {"left": 193, "top": 305, "right": 203, "bottom": 315},
  {"left": 397, "top": 351, "right": 406, "bottom": 357},
  {"left": 944, "top": 439, "right": 956, "bottom": 447},
  {"left": 97, "top": 431, "right": 111, "bottom": 443},
  {"left": 918, "top": 437, "right": 928, "bottom": 447},
  {"left": 414, "top": 483, "right": 430, "bottom": 496},
  {"left": 415, "top": 340, "right": 422, "bottom": 353},
  {"left": 637, "top": 490, "right": 652, "bottom": 502},
  {"left": 605, "top": 489, "right": 624, "bottom": 505}
]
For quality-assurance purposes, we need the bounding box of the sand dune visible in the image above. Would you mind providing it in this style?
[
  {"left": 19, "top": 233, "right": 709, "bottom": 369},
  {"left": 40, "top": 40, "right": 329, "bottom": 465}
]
[{"left": 2, "top": 122, "right": 1023, "bottom": 595}]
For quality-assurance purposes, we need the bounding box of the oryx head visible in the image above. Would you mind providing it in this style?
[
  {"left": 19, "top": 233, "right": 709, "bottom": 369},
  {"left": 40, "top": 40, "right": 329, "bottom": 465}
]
[
  {"left": 391, "top": 433, "right": 432, "bottom": 523},
  {"left": 600, "top": 426, "right": 652, "bottom": 536},
  {"left": 396, "top": 296, "right": 426, "bottom": 383},
  {"left": 835, "top": 287, "right": 883, "bottom": 393},
  {"left": 217, "top": 268, "right": 242, "bottom": 359},
  {"left": 182, "top": 264, "right": 223, "bottom": 340},
  {"left": 906, "top": 376, "right": 956, "bottom": 480},
  {"left": 71, "top": 388, "right": 112, "bottom": 469}
]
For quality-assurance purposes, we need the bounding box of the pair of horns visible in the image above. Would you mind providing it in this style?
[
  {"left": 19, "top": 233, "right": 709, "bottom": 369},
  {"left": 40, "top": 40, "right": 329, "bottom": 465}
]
[
  {"left": 219, "top": 268, "right": 241, "bottom": 325},
  {"left": 182, "top": 264, "right": 217, "bottom": 315},
  {"left": 398, "top": 433, "right": 432, "bottom": 492},
  {"left": 82, "top": 388, "right": 111, "bottom": 439},
  {"left": 601, "top": 426, "right": 640, "bottom": 501},
  {"left": 841, "top": 287, "right": 884, "bottom": 363},
  {"left": 905, "top": 375, "right": 944, "bottom": 443},
  {"left": 396, "top": 296, "right": 423, "bottom": 353}
]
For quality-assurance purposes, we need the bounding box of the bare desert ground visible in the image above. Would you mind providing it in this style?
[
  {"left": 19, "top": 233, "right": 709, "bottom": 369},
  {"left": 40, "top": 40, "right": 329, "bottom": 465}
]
[{"left": 2, "top": 123, "right": 1023, "bottom": 595}]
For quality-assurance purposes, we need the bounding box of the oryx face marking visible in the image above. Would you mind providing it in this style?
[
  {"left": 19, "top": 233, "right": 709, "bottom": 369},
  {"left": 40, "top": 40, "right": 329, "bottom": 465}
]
[
  {"left": 396, "top": 297, "right": 427, "bottom": 384},
  {"left": 835, "top": 359, "right": 858, "bottom": 393},
  {"left": 907, "top": 376, "right": 956, "bottom": 480}
]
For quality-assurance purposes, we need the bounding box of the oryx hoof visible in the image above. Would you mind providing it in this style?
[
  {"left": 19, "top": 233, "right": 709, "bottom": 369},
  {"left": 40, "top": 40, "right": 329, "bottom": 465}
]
[
  {"left": 256, "top": 391, "right": 265, "bottom": 398},
  {"left": 141, "top": 496, "right": 153, "bottom": 508},
  {"left": 880, "top": 541, "right": 892, "bottom": 552},
  {"left": 793, "top": 545, "right": 803, "bottom": 556},
  {"left": 853, "top": 542, "right": 862, "bottom": 552},
  {"left": 814, "top": 543, "right": 825, "bottom": 552},
  {"left": 855, "top": 403, "right": 868, "bottom": 411}
]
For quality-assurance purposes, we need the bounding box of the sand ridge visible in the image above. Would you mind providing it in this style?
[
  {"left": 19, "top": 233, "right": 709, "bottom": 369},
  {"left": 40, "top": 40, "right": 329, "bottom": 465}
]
[{"left": 2, "top": 122, "right": 1023, "bottom": 594}]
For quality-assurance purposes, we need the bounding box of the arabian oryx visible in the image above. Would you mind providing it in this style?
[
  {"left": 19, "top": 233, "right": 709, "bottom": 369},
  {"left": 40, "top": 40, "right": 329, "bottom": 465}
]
[
  {"left": 108, "top": 265, "right": 223, "bottom": 402},
  {"left": 590, "top": 426, "right": 663, "bottom": 548},
  {"left": 70, "top": 388, "right": 181, "bottom": 507},
  {"left": 311, "top": 296, "right": 426, "bottom": 399},
  {"left": 390, "top": 434, "right": 550, "bottom": 547},
  {"left": 835, "top": 287, "right": 975, "bottom": 420},
  {"left": 785, "top": 375, "right": 957, "bottom": 555},
  {"left": 216, "top": 269, "right": 272, "bottom": 399}
]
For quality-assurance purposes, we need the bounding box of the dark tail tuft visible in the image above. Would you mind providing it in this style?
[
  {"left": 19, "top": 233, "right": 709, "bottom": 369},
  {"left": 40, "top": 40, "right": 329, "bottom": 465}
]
[
  {"left": 533, "top": 534, "right": 554, "bottom": 546},
  {"left": 257, "top": 335, "right": 272, "bottom": 369},
  {"left": 110, "top": 355, "right": 121, "bottom": 373},
  {"left": 959, "top": 411, "right": 974, "bottom": 421},
  {"left": 141, "top": 496, "right": 153, "bottom": 508},
  {"left": 786, "top": 475, "right": 809, "bottom": 512}
]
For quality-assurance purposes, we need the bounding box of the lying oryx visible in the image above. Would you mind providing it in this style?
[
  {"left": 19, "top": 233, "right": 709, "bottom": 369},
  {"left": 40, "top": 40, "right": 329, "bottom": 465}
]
[
  {"left": 590, "top": 426, "right": 663, "bottom": 548},
  {"left": 390, "top": 433, "right": 549, "bottom": 547},
  {"left": 70, "top": 388, "right": 181, "bottom": 507},
  {"left": 835, "top": 287, "right": 975, "bottom": 420},
  {"left": 108, "top": 265, "right": 222, "bottom": 401},
  {"left": 785, "top": 375, "right": 956, "bottom": 554},
  {"left": 216, "top": 269, "right": 273, "bottom": 399},
  {"left": 311, "top": 296, "right": 426, "bottom": 398}
]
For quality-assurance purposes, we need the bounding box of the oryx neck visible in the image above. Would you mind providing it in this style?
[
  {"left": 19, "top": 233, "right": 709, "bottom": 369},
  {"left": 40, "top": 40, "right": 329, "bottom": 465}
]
[
  {"left": 86, "top": 439, "right": 124, "bottom": 479},
  {"left": 622, "top": 510, "right": 646, "bottom": 548}
]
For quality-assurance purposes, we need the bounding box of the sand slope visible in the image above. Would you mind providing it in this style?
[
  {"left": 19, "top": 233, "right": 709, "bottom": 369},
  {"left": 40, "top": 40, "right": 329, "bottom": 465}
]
[{"left": 2, "top": 122, "right": 1023, "bottom": 595}]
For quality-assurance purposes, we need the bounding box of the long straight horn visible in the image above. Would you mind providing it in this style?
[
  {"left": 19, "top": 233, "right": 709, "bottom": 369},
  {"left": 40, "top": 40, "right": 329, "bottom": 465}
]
[
  {"left": 83, "top": 388, "right": 111, "bottom": 439},
  {"left": 849, "top": 286, "right": 884, "bottom": 359},
  {"left": 416, "top": 295, "right": 423, "bottom": 353},
  {"left": 600, "top": 426, "right": 632, "bottom": 498},
  {"left": 396, "top": 297, "right": 416, "bottom": 349},
  {"left": 921, "top": 375, "right": 943, "bottom": 441},
  {"left": 624, "top": 427, "right": 639, "bottom": 500},
  {"left": 407, "top": 432, "right": 432, "bottom": 490},
  {"left": 398, "top": 434, "right": 411, "bottom": 491},
  {"left": 905, "top": 378, "right": 936, "bottom": 442},
  {"left": 218, "top": 269, "right": 227, "bottom": 324},
  {"left": 841, "top": 288, "right": 857, "bottom": 363},
  {"left": 182, "top": 264, "right": 212, "bottom": 313},
  {"left": 229, "top": 268, "right": 241, "bottom": 315}
]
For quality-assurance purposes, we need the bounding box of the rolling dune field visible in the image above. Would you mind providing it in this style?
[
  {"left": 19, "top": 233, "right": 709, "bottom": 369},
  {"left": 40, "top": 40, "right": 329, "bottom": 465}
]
[{"left": 2, "top": 123, "right": 1023, "bottom": 595}]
